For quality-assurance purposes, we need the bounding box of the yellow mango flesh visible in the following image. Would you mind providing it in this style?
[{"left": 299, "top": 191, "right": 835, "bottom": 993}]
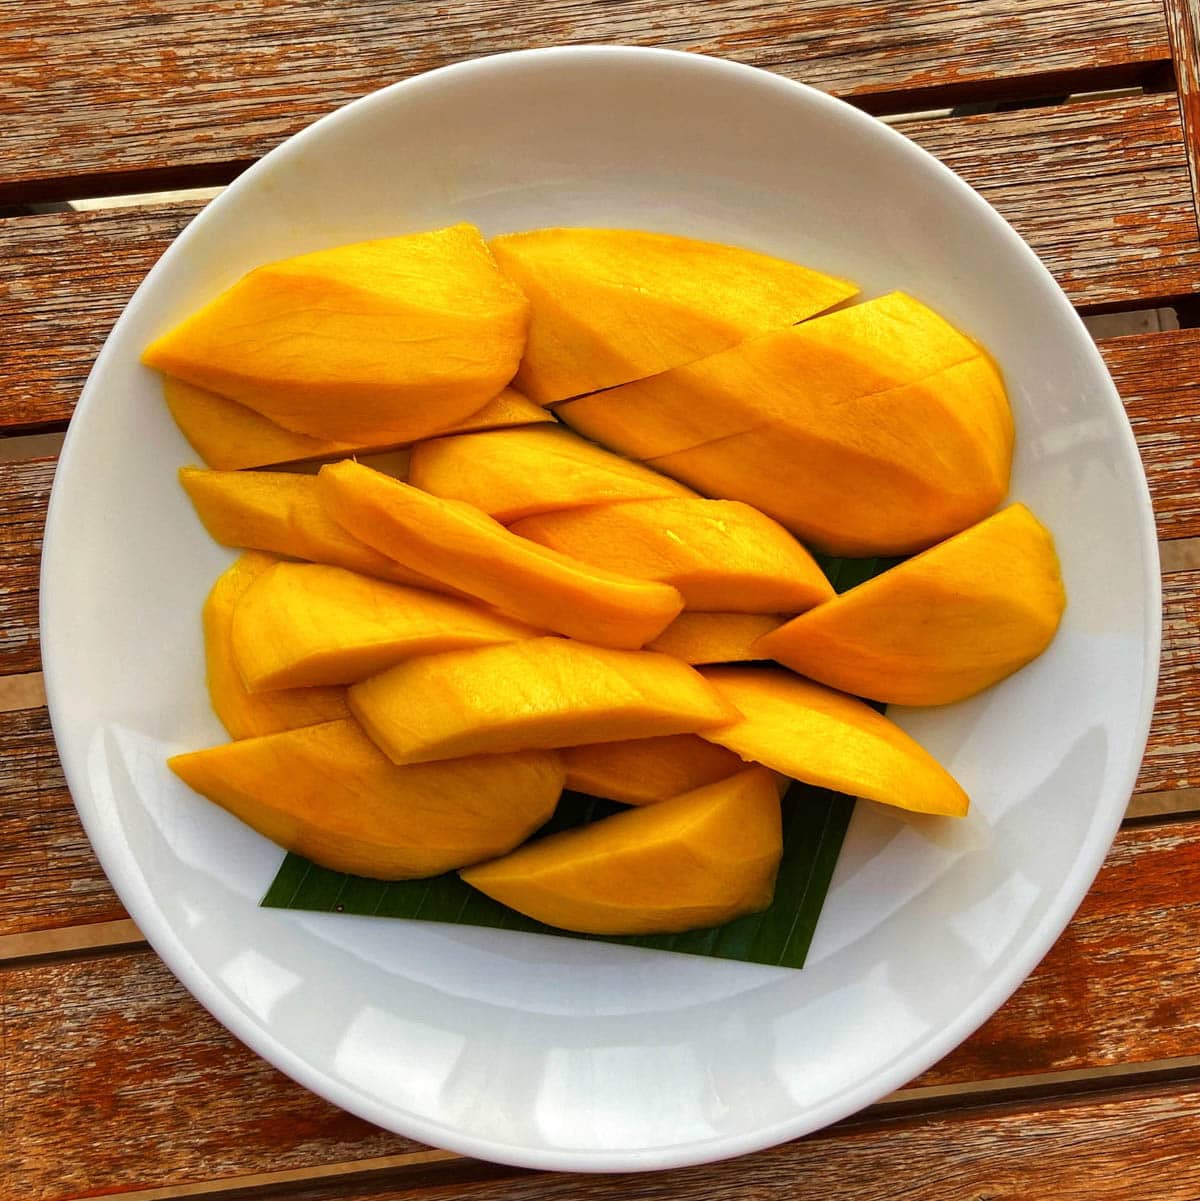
[
  {"left": 164, "top": 379, "right": 552, "bottom": 471},
  {"left": 349, "top": 636, "right": 739, "bottom": 765},
  {"left": 559, "top": 293, "right": 1013, "bottom": 555},
  {"left": 408, "top": 424, "right": 696, "bottom": 522},
  {"left": 169, "top": 719, "right": 564, "bottom": 879},
  {"left": 700, "top": 667, "right": 968, "bottom": 817},
  {"left": 561, "top": 734, "right": 746, "bottom": 805},
  {"left": 230, "top": 561, "right": 540, "bottom": 691},
  {"left": 203, "top": 553, "right": 349, "bottom": 738},
  {"left": 143, "top": 223, "right": 529, "bottom": 442},
  {"left": 460, "top": 768, "right": 783, "bottom": 934},
  {"left": 489, "top": 227, "right": 857, "bottom": 404},
  {"left": 756, "top": 504, "right": 1066, "bottom": 705},
  {"left": 510, "top": 498, "right": 834, "bottom": 613},
  {"left": 318, "top": 460, "right": 683, "bottom": 649},
  {"left": 646, "top": 612, "right": 786, "bottom": 665}
]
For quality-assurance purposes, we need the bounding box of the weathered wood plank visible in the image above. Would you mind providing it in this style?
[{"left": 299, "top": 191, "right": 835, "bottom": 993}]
[
  {"left": 0, "top": 456, "right": 53, "bottom": 675},
  {"left": 1166, "top": 0, "right": 1200, "bottom": 231}
]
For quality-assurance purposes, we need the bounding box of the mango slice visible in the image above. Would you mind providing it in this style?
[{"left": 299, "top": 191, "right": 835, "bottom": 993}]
[
  {"left": 558, "top": 293, "right": 1013, "bottom": 555},
  {"left": 164, "top": 379, "right": 552, "bottom": 471},
  {"left": 230, "top": 561, "right": 540, "bottom": 691},
  {"left": 699, "top": 667, "right": 968, "bottom": 817},
  {"left": 318, "top": 460, "right": 684, "bottom": 649},
  {"left": 349, "top": 636, "right": 739, "bottom": 765},
  {"left": 203, "top": 553, "right": 349, "bottom": 738},
  {"left": 144, "top": 223, "right": 529, "bottom": 442},
  {"left": 510, "top": 499, "right": 833, "bottom": 612},
  {"left": 561, "top": 734, "right": 746, "bottom": 806},
  {"left": 408, "top": 424, "right": 696, "bottom": 522},
  {"left": 488, "top": 227, "right": 857, "bottom": 404},
  {"left": 169, "top": 719, "right": 564, "bottom": 879},
  {"left": 646, "top": 612, "right": 786, "bottom": 665},
  {"left": 460, "top": 768, "right": 783, "bottom": 934},
  {"left": 755, "top": 504, "right": 1066, "bottom": 705}
]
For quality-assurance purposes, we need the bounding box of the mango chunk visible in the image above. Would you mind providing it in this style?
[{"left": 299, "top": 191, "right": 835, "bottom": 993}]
[
  {"left": 318, "top": 460, "right": 684, "bottom": 649},
  {"left": 231, "top": 561, "right": 540, "bottom": 691},
  {"left": 699, "top": 667, "right": 968, "bottom": 817},
  {"left": 408, "top": 424, "right": 695, "bottom": 522},
  {"left": 203, "top": 553, "right": 349, "bottom": 738},
  {"left": 349, "top": 637, "right": 739, "bottom": 765},
  {"left": 169, "top": 719, "right": 564, "bottom": 879},
  {"left": 460, "top": 768, "right": 783, "bottom": 934},
  {"left": 488, "top": 227, "right": 857, "bottom": 404},
  {"left": 144, "top": 223, "right": 529, "bottom": 442},
  {"left": 755, "top": 504, "right": 1066, "bottom": 705},
  {"left": 559, "top": 293, "right": 1013, "bottom": 556},
  {"left": 646, "top": 612, "right": 786, "bottom": 665},
  {"left": 561, "top": 734, "right": 746, "bottom": 806},
  {"left": 510, "top": 498, "right": 833, "bottom": 612}
]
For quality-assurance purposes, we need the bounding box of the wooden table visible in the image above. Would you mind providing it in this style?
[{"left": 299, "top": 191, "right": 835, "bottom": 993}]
[{"left": 4, "top": 3, "right": 1200, "bottom": 1197}]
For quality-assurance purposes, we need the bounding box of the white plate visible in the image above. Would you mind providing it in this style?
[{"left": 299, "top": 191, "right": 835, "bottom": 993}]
[{"left": 41, "top": 47, "right": 1160, "bottom": 1172}]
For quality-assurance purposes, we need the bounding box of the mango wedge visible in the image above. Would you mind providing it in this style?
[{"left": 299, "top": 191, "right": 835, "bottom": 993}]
[
  {"left": 231, "top": 562, "right": 540, "bottom": 691},
  {"left": 144, "top": 223, "right": 529, "bottom": 442},
  {"left": 203, "top": 553, "right": 349, "bottom": 738},
  {"left": 755, "top": 504, "right": 1066, "bottom": 705},
  {"left": 488, "top": 227, "right": 857, "bottom": 404},
  {"left": 646, "top": 612, "right": 786, "bottom": 665},
  {"left": 700, "top": 667, "right": 969, "bottom": 817},
  {"left": 318, "top": 460, "right": 684, "bottom": 648},
  {"left": 561, "top": 735, "right": 746, "bottom": 806},
  {"left": 169, "top": 719, "right": 564, "bottom": 879},
  {"left": 349, "top": 637, "right": 739, "bottom": 765},
  {"left": 408, "top": 424, "right": 696, "bottom": 522},
  {"left": 511, "top": 499, "right": 833, "bottom": 612},
  {"left": 460, "top": 768, "right": 783, "bottom": 934}
]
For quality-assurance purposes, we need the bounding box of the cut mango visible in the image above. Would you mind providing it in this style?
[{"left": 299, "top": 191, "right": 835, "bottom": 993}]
[
  {"left": 755, "top": 504, "right": 1066, "bottom": 705},
  {"left": 408, "top": 424, "right": 696, "bottom": 522},
  {"left": 510, "top": 499, "right": 833, "bottom": 612},
  {"left": 646, "top": 612, "right": 786, "bottom": 665},
  {"left": 318, "top": 460, "right": 683, "bottom": 649},
  {"left": 231, "top": 561, "right": 540, "bottom": 691},
  {"left": 700, "top": 667, "right": 968, "bottom": 817},
  {"left": 203, "top": 553, "right": 349, "bottom": 738},
  {"left": 460, "top": 768, "right": 783, "bottom": 934},
  {"left": 169, "top": 719, "right": 564, "bottom": 879},
  {"left": 488, "top": 227, "right": 857, "bottom": 403},
  {"left": 562, "top": 734, "right": 745, "bottom": 805},
  {"left": 144, "top": 223, "right": 529, "bottom": 442},
  {"left": 349, "top": 636, "right": 738, "bottom": 765}
]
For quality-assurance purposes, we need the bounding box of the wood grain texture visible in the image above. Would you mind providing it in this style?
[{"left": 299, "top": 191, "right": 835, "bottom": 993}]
[
  {"left": 1166, "top": 0, "right": 1200, "bottom": 230},
  {"left": 0, "top": 457, "right": 53, "bottom": 675},
  {"left": 0, "top": 0, "right": 1170, "bottom": 201}
]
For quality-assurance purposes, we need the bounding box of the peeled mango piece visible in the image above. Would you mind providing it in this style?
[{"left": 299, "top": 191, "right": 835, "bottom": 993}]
[
  {"left": 318, "top": 460, "right": 683, "bottom": 649},
  {"left": 143, "top": 223, "right": 529, "bottom": 442},
  {"left": 559, "top": 293, "right": 1013, "bottom": 556},
  {"left": 700, "top": 667, "right": 968, "bottom": 817},
  {"left": 460, "top": 768, "right": 783, "bottom": 934},
  {"left": 203, "top": 553, "right": 349, "bottom": 738},
  {"left": 561, "top": 734, "right": 746, "bottom": 805},
  {"left": 231, "top": 561, "right": 540, "bottom": 691},
  {"left": 349, "top": 636, "right": 739, "bottom": 765},
  {"left": 169, "top": 719, "right": 564, "bottom": 879},
  {"left": 488, "top": 227, "right": 857, "bottom": 404},
  {"left": 510, "top": 498, "right": 833, "bottom": 613},
  {"left": 408, "top": 424, "right": 696, "bottom": 522},
  {"left": 646, "top": 612, "right": 786, "bottom": 665},
  {"left": 755, "top": 504, "right": 1066, "bottom": 705},
  {"left": 164, "top": 378, "right": 552, "bottom": 471}
]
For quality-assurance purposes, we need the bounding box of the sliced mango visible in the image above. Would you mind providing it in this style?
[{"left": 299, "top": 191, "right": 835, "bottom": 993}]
[
  {"left": 700, "top": 667, "right": 968, "bottom": 817},
  {"left": 230, "top": 561, "right": 540, "bottom": 691},
  {"left": 460, "top": 768, "right": 783, "bottom": 934},
  {"left": 144, "top": 223, "right": 529, "bottom": 442},
  {"left": 408, "top": 424, "right": 696, "bottom": 522},
  {"left": 349, "top": 636, "right": 738, "bottom": 765},
  {"left": 646, "top": 612, "right": 786, "bottom": 665},
  {"left": 756, "top": 504, "right": 1066, "bottom": 705},
  {"left": 318, "top": 460, "right": 683, "bottom": 649},
  {"left": 510, "top": 499, "right": 833, "bottom": 612},
  {"left": 169, "top": 719, "right": 564, "bottom": 879},
  {"left": 203, "top": 553, "right": 349, "bottom": 738},
  {"left": 561, "top": 734, "right": 745, "bottom": 805},
  {"left": 488, "top": 227, "right": 857, "bottom": 403}
]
